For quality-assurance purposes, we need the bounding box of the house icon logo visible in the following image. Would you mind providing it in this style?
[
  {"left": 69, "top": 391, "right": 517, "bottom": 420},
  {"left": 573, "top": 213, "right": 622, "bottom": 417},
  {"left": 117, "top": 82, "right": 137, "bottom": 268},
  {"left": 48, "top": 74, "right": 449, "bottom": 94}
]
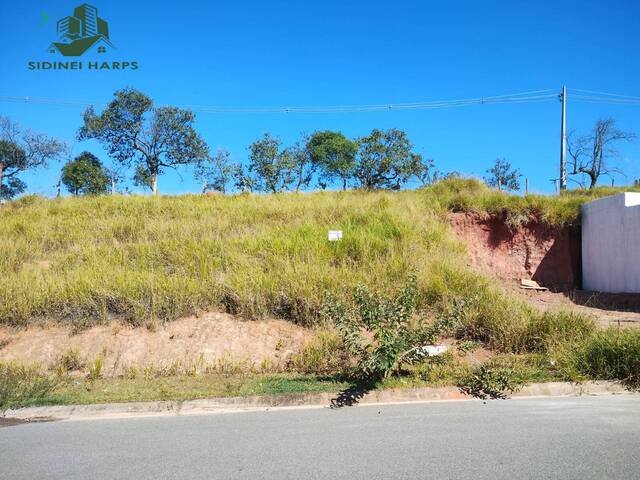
[{"left": 48, "top": 4, "right": 114, "bottom": 56}]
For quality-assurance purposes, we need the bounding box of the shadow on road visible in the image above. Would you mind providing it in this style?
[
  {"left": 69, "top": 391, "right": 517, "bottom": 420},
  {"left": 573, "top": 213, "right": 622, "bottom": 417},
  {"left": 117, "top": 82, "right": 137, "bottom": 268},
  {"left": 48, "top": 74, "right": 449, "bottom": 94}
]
[{"left": 330, "top": 379, "right": 378, "bottom": 409}]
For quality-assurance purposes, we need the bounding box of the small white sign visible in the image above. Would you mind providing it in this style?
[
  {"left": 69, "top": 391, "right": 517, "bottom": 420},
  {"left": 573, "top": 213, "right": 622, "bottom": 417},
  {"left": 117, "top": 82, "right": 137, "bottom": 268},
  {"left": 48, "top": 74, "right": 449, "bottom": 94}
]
[{"left": 328, "top": 230, "right": 343, "bottom": 241}]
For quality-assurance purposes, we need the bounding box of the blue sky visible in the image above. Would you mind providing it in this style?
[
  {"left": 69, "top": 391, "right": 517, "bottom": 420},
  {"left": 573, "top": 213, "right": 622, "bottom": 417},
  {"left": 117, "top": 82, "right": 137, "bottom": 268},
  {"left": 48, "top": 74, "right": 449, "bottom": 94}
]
[{"left": 1, "top": 0, "right": 639, "bottom": 195}]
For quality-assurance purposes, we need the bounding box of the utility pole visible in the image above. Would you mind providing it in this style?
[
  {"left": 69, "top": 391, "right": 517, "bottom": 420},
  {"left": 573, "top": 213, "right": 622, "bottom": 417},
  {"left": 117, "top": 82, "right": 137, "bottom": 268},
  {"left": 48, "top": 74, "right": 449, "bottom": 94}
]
[{"left": 559, "top": 85, "right": 567, "bottom": 192}]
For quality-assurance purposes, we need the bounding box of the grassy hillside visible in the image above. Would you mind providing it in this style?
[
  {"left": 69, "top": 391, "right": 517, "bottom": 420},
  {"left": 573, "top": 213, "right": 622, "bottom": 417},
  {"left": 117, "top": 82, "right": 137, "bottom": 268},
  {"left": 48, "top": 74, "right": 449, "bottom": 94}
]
[{"left": 1, "top": 178, "right": 637, "bottom": 332}]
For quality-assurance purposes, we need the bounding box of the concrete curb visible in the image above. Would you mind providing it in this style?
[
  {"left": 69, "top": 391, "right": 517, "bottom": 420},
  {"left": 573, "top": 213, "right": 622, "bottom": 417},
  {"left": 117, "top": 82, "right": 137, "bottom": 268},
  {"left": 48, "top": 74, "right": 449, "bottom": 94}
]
[{"left": 2, "top": 381, "right": 634, "bottom": 422}]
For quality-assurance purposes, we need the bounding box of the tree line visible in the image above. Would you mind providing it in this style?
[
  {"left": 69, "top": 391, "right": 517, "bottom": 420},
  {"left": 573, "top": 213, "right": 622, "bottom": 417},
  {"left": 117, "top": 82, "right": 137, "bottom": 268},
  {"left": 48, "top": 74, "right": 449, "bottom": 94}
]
[{"left": 0, "top": 87, "right": 635, "bottom": 199}]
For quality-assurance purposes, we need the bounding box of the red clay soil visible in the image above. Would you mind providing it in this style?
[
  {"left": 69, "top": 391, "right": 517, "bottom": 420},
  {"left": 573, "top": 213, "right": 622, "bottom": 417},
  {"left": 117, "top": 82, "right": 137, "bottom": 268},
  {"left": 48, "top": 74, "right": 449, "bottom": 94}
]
[
  {"left": 449, "top": 212, "right": 640, "bottom": 327},
  {"left": 449, "top": 212, "right": 581, "bottom": 291}
]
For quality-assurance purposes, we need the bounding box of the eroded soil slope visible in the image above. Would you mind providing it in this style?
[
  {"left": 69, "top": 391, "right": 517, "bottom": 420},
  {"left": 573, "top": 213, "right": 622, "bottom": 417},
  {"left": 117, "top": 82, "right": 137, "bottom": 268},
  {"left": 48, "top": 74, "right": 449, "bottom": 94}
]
[
  {"left": 0, "top": 312, "right": 311, "bottom": 376},
  {"left": 450, "top": 212, "right": 640, "bottom": 327}
]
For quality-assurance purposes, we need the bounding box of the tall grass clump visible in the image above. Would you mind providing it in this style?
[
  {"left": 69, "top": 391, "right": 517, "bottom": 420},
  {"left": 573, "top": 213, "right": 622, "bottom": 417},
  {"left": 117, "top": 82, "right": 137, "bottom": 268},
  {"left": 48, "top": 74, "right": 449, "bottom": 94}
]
[
  {"left": 555, "top": 329, "right": 640, "bottom": 388},
  {"left": 287, "top": 330, "right": 346, "bottom": 374},
  {"left": 0, "top": 362, "right": 60, "bottom": 410}
]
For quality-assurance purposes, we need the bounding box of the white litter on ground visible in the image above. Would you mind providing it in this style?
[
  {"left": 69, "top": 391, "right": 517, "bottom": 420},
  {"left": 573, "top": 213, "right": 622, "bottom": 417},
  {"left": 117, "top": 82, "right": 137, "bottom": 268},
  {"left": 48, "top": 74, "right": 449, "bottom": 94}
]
[{"left": 417, "top": 345, "right": 449, "bottom": 357}]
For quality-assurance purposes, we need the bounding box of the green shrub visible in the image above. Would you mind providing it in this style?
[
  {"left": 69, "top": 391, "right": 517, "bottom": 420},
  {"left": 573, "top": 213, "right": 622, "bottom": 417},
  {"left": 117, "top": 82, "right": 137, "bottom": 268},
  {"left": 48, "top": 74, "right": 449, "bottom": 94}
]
[
  {"left": 412, "top": 351, "right": 472, "bottom": 385},
  {"left": 0, "top": 362, "right": 59, "bottom": 411},
  {"left": 459, "top": 360, "right": 526, "bottom": 399},
  {"left": 324, "top": 275, "right": 450, "bottom": 380},
  {"left": 456, "top": 340, "right": 479, "bottom": 355},
  {"left": 459, "top": 354, "right": 560, "bottom": 399}
]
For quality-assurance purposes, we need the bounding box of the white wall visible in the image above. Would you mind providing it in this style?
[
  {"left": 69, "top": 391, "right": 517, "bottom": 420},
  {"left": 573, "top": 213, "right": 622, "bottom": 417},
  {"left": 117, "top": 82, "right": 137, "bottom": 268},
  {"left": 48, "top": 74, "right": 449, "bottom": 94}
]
[{"left": 582, "top": 192, "right": 640, "bottom": 293}]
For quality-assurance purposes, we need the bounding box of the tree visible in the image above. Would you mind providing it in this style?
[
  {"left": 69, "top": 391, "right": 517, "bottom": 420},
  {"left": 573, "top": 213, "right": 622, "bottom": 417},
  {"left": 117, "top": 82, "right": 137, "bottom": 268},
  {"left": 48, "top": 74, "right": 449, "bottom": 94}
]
[
  {"left": 353, "top": 128, "right": 423, "bottom": 190},
  {"left": 78, "top": 88, "right": 209, "bottom": 195},
  {"left": 568, "top": 118, "right": 635, "bottom": 190},
  {"left": 61, "top": 151, "right": 109, "bottom": 195},
  {"left": 415, "top": 158, "right": 441, "bottom": 186},
  {"left": 307, "top": 131, "right": 357, "bottom": 190},
  {"left": 232, "top": 163, "right": 256, "bottom": 192},
  {"left": 195, "top": 149, "right": 234, "bottom": 194},
  {"left": 286, "top": 137, "right": 316, "bottom": 192},
  {"left": 484, "top": 158, "right": 521, "bottom": 191},
  {"left": 105, "top": 165, "right": 124, "bottom": 194},
  {"left": 0, "top": 117, "right": 66, "bottom": 199},
  {"left": 247, "top": 133, "right": 294, "bottom": 193},
  {"left": 133, "top": 164, "right": 154, "bottom": 191}
]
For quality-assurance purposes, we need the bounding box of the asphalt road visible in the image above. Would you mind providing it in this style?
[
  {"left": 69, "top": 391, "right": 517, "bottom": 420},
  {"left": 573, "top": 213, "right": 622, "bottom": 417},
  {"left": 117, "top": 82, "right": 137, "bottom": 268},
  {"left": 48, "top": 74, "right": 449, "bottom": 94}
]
[{"left": 2, "top": 396, "right": 640, "bottom": 479}]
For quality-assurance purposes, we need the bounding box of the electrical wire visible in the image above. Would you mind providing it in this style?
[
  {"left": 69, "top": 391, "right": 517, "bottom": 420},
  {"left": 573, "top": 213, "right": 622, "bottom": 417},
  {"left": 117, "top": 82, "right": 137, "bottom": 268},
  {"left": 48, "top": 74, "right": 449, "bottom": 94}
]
[
  {"left": 2, "top": 88, "right": 640, "bottom": 112},
  {"left": 570, "top": 88, "right": 640, "bottom": 100},
  {"left": 0, "top": 89, "right": 559, "bottom": 114}
]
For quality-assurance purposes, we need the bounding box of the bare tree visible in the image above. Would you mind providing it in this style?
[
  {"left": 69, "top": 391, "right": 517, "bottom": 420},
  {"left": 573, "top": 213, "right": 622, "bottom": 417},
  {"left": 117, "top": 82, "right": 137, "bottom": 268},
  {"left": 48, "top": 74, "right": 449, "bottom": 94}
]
[{"left": 568, "top": 118, "right": 635, "bottom": 190}]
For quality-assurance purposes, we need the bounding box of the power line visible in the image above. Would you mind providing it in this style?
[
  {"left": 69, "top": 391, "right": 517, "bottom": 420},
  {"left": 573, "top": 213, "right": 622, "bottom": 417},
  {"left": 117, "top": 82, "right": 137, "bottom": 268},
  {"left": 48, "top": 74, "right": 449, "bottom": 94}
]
[
  {"left": 568, "top": 88, "right": 640, "bottom": 105},
  {"left": 570, "top": 88, "right": 640, "bottom": 101},
  {"left": 2, "top": 88, "right": 640, "bottom": 113},
  {"left": 570, "top": 96, "right": 640, "bottom": 105},
  {"left": 0, "top": 89, "right": 559, "bottom": 114}
]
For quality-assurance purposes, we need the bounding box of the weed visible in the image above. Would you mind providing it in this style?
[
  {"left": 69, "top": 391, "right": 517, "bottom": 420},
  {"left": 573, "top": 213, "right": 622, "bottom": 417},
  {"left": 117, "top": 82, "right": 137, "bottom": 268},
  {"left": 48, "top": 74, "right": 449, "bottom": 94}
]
[
  {"left": 88, "top": 355, "right": 104, "bottom": 380},
  {"left": 259, "top": 358, "right": 274, "bottom": 373},
  {"left": 325, "top": 275, "right": 448, "bottom": 380},
  {"left": 459, "top": 362, "right": 525, "bottom": 399},
  {"left": 456, "top": 340, "right": 479, "bottom": 355},
  {"left": 0, "top": 362, "right": 59, "bottom": 410},
  {"left": 459, "top": 354, "right": 560, "bottom": 399},
  {"left": 287, "top": 330, "right": 346, "bottom": 374},
  {"left": 555, "top": 329, "right": 640, "bottom": 389},
  {"left": 411, "top": 351, "right": 472, "bottom": 385},
  {"left": 0, "top": 337, "right": 11, "bottom": 350},
  {"left": 54, "top": 348, "right": 85, "bottom": 373}
]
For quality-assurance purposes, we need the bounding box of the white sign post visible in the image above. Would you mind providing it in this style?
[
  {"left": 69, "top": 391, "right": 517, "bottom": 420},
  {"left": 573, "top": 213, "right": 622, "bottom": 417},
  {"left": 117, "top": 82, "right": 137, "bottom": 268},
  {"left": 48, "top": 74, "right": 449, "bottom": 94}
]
[{"left": 328, "top": 230, "right": 343, "bottom": 241}]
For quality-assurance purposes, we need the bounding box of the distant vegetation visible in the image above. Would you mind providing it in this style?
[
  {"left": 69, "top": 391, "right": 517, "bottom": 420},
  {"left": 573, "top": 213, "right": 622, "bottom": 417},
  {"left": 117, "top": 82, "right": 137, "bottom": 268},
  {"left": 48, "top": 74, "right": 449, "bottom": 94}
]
[{"left": 1, "top": 88, "right": 635, "bottom": 199}]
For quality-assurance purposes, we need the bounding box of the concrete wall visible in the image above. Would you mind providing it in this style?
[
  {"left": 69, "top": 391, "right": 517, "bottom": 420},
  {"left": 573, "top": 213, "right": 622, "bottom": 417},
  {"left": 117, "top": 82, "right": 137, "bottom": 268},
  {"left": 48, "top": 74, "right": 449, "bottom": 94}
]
[{"left": 582, "top": 192, "right": 640, "bottom": 293}]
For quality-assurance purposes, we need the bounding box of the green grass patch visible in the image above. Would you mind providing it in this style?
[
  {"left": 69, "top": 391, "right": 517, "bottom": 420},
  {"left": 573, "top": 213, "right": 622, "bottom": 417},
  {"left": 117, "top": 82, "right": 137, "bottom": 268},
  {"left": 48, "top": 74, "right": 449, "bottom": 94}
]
[
  {"left": 426, "top": 177, "right": 640, "bottom": 227},
  {"left": 47, "top": 374, "right": 350, "bottom": 405}
]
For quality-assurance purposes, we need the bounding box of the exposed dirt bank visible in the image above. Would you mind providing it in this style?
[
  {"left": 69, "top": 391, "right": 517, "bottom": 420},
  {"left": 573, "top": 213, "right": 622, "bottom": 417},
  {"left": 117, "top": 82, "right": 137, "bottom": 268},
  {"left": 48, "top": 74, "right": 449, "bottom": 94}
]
[
  {"left": 449, "top": 212, "right": 581, "bottom": 291},
  {"left": 450, "top": 212, "right": 640, "bottom": 327},
  {"left": 0, "top": 312, "right": 311, "bottom": 376}
]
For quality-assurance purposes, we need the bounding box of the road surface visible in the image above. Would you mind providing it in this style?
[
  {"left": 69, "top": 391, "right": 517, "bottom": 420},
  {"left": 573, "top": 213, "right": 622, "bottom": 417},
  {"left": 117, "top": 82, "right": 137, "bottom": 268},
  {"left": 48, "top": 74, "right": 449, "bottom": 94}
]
[{"left": 2, "top": 395, "right": 640, "bottom": 479}]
